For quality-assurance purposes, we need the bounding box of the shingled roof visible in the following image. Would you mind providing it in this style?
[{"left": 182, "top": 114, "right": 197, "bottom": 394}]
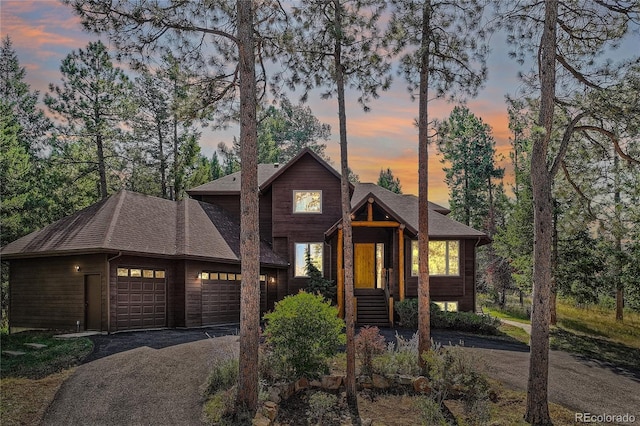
[
  {"left": 187, "top": 148, "right": 345, "bottom": 196},
  {"left": 1, "top": 190, "right": 288, "bottom": 267},
  {"left": 326, "top": 183, "right": 490, "bottom": 244}
]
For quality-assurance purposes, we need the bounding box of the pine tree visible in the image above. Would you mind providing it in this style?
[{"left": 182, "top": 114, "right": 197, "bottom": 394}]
[
  {"left": 45, "top": 40, "right": 134, "bottom": 200},
  {"left": 377, "top": 168, "right": 402, "bottom": 194}
]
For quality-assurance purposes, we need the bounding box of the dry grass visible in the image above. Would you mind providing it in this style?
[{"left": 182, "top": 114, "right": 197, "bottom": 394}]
[{"left": 0, "top": 369, "right": 74, "bottom": 426}]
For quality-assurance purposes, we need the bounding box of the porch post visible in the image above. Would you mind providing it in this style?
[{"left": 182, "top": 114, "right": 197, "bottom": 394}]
[
  {"left": 337, "top": 225, "right": 344, "bottom": 318},
  {"left": 398, "top": 225, "right": 405, "bottom": 301}
]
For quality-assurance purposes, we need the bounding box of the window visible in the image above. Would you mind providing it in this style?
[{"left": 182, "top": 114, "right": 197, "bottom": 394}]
[
  {"left": 200, "top": 272, "right": 210, "bottom": 280},
  {"left": 435, "top": 301, "right": 458, "bottom": 312},
  {"left": 295, "top": 242, "right": 323, "bottom": 277},
  {"left": 411, "top": 240, "right": 460, "bottom": 276},
  {"left": 293, "top": 190, "right": 322, "bottom": 213},
  {"left": 130, "top": 269, "right": 142, "bottom": 277},
  {"left": 155, "top": 270, "right": 165, "bottom": 279},
  {"left": 117, "top": 268, "right": 129, "bottom": 277},
  {"left": 143, "top": 269, "right": 154, "bottom": 278}
]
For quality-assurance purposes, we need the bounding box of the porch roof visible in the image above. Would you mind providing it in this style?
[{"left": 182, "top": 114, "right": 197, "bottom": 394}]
[{"left": 325, "top": 184, "right": 490, "bottom": 245}]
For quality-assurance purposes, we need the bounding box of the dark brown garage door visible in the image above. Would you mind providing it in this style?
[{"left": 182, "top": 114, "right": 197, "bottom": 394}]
[
  {"left": 116, "top": 268, "right": 166, "bottom": 330},
  {"left": 202, "top": 273, "right": 241, "bottom": 325}
]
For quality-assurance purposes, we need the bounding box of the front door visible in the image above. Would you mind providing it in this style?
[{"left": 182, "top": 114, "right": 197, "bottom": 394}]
[
  {"left": 354, "top": 243, "right": 376, "bottom": 289},
  {"left": 85, "top": 274, "right": 102, "bottom": 331}
]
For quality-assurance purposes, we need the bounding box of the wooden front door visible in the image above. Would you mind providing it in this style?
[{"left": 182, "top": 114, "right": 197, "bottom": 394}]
[
  {"left": 354, "top": 243, "right": 376, "bottom": 289},
  {"left": 85, "top": 274, "right": 102, "bottom": 331}
]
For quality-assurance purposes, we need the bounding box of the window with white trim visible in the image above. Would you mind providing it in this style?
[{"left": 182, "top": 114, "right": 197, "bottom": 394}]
[
  {"left": 295, "top": 242, "right": 323, "bottom": 277},
  {"left": 434, "top": 301, "right": 459, "bottom": 312},
  {"left": 411, "top": 240, "right": 460, "bottom": 276}
]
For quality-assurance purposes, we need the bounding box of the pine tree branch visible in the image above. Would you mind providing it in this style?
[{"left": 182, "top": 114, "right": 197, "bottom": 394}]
[
  {"left": 575, "top": 125, "right": 640, "bottom": 166},
  {"left": 561, "top": 160, "right": 595, "bottom": 219}
]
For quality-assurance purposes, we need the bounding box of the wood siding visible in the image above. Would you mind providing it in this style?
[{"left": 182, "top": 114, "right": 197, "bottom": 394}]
[
  {"left": 271, "top": 155, "right": 342, "bottom": 292},
  {"left": 9, "top": 254, "right": 107, "bottom": 331},
  {"left": 404, "top": 239, "right": 476, "bottom": 312}
]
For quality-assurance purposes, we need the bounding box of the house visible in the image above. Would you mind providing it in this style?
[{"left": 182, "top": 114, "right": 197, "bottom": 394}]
[{"left": 1, "top": 148, "right": 489, "bottom": 332}]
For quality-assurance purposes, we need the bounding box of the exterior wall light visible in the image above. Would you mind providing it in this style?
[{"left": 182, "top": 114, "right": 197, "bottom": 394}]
[{"left": 75, "top": 265, "right": 81, "bottom": 272}]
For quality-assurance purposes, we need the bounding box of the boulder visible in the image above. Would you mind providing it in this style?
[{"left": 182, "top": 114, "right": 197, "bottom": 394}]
[{"left": 412, "top": 376, "right": 431, "bottom": 394}]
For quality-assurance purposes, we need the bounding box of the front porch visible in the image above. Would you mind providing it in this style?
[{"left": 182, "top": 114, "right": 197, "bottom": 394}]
[{"left": 330, "top": 196, "right": 412, "bottom": 327}]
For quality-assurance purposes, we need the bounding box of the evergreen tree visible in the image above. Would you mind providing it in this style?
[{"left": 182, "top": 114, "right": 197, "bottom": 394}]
[
  {"left": 385, "top": 0, "right": 490, "bottom": 362},
  {"left": 377, "top": 168, "right": 402, "bottom": 194},
  {"left": 45, "top": 40, "right": 134, "bottom": 200},
  {"left": 437, "top": 106, "right": 504, "bottom": 230}
]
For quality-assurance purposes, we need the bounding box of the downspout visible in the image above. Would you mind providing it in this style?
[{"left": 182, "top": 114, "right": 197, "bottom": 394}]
[{"left": 106, "top": 252, "right": 123, "bottom": 334}]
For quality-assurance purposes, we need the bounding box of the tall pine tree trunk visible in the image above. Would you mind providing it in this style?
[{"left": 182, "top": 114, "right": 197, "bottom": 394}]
[
  {"left": 525, "top": 1, "right": 557, "bottom": 424},
  {"left": 237, "top": 0, "right": 260, "bottom": 412},
  {"left": 417, "top": 0, "right": 431, "bottom": 364},
  {"left": 614, "top": 154, "right": 624, "bottom": 321},
  {"left": 158, "top": 123, "right": 167, "bottom": 198},
  {"left": 333, "top": 0, "right": 357, "bottom": 406},
  {"left": 96, "top": 133, "right": 108, "bottom": 199}
]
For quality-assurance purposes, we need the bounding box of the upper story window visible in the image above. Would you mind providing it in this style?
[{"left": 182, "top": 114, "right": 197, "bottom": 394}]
[
  {"left": 295, "top": 242, "right": 323, "bottom": 277},
  {"left": 293, "top": 190, "right": 322, "bottom": 213},
  {"left": 411, "top": 240, "right": 460, "bottom": 276}
]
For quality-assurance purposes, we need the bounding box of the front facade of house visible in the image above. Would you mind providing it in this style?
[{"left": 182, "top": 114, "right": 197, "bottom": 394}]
[{"left": 2, "top": 149, "right": 488, "bottom": 333}]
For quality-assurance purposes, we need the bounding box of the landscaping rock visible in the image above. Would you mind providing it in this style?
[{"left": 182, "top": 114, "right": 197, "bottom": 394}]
[
  {"left": 267, "top": 387, "right": 281, "bottom": 404},
  {"left": 357, "top": 375, "right": 373, "bottom": 389},
  {"left": 2, "top": 350, "right": 26, "bottom": 357},
  {"left": 372, "top": 374, "right": 390, "bottom": 389},
  {"left": 294, "top": 377, "right": 309, "bottom": 392},
  {"left": 309, "top": 379, "right": 322, "bottom": 388},
  {"left": 397, "top": 374, "right": 413, "bottom": 386},
  {"left": 24, "top": 343, "right": 47, "bottom": 349},
  {"left": 262, "top": 401, "right": 278, "bottom": 422},
  {"left": 321, "top": 374, "right": 343, "bottom": 390},
  {"left": 252, "top": 412, "right": 271, "bottom": 426},
  {"left": 412, "top": 376, "right": 431, "bottom": 393}
]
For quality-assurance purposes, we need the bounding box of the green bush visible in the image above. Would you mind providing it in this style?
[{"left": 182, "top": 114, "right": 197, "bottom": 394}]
[
  {"left": 431, "top": 311, "right": 500, "bottom": 335},
  {"left": 395, "top": 298, "right": 419, "bottom": 328},
  {"left": 355, "top": 326, "right": 386, "bottom": 376},
  {"left": 307, "top": 391, "right": 339, "bottom": 424},
  {"left": 202, "top": 388, "right": 236, "bottom": 425},
  {"left": 263, "top": 291, "right": 346, "bottom": 380},
  {"left": 414, "top": 396, "right": 447, "bottom": 426},
  {"left": 204, "top": 357, "right": 238, "bottom": 396},
  {"left": 305, "top": 250, "right": 336, "bottom": 301}
]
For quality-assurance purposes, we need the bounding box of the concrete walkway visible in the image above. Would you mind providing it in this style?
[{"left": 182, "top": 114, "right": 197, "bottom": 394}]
[{"left": 500, "top": 318, "right": 532, "bottom": 334}]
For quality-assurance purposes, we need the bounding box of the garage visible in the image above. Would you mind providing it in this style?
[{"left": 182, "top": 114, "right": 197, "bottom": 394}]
[
  {"left": 201, "top": 272, "right": 241, "bottom": 325},
  {"left": 116, "top": 268, "right": 167, "bottom": 330}
]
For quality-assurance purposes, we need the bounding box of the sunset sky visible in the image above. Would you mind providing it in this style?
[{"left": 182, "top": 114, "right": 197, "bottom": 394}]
[{"left": 0, "top": 1, "right": 556, "bottom": 206}]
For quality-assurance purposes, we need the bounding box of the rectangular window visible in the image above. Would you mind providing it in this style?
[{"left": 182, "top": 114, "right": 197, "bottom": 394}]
[
  {"left": 293, "top": 190, "right": 322, "bottom": 213},
  {"left": 259, "top": 275, "right": 266, "bottom": 282},
  {"left": 155, "top": 270, "right": 165, "bottom": 279},
  {"left": 235, "top": 274, "right": 241, "bottom": 281},
  {"left": 117, "top": 268, "right": 129, "bottom": 277},
  {"left": 130, "top": 269, "right": 142, "bottom": 277},
  {"left": 200, "top": 272, "right": 210, "bottom": 280},
  {"left": 219, "top": 273, "right": 228, "bottom": 280},
  {"left": 376, "top": 243, "right": 384, "bottom": 289},
  {"left": 143, "top": 269, "right": 154, "bottom": 278},
  {"left": 411, "top": 240, "right": 460, "bottom": 276},
  {"left": 209, "top": 272, "right": 218, "bottom": 280},
  {"left": 435, "top": 301, "right": 459, "bottom": 312},
  {"left": 227, "top": 273, "right": 236, "bottom": 281},
  {"left": 295, "top": 242, "right": 323, "bottom": 277}
]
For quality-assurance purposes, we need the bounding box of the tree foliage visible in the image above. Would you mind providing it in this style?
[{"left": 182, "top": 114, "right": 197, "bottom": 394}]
[
  {"left": 385, "top": 0, "right": 490, "bottom": 362},
  {"left": 436, "top": 106, "right": 504, "bottom": 229},
  {"left": 377, "top": 168, "right": 402, "bottom": 194}
]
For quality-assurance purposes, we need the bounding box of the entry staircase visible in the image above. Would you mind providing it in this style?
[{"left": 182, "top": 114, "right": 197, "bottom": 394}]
[{"left": 355, "top": 289, "right": 389, "bottom": 327}]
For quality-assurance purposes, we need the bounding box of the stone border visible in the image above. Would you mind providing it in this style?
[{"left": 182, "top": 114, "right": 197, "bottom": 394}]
[{"left": 253, "top": 374, "right": 431, "bottom": 425}]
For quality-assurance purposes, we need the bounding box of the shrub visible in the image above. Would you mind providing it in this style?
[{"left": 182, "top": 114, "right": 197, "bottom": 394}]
[
  {"left": 422, "top": 342, "right": 490, "bottom": 422},
  {"left": 372, "top": 332, "right": 421, "bottom": 376},
  {"left": 263, "top": 291, "right": 346, "bottom": 380},
  {"left": 204, "top": 357, "right": 238, "bottom": 396},
  {"left": 355, "top": 326, "right": 386, "bottom": 376},
  {"left": 305, "top": 250, "right": 336, "bottom": 301},
  {"left": 414, "top": 396, "right": 447, "bottom": 426},
  {"left": 431, "top": 311, "right": 500, "bottom": 334},
  {"left": 395, "top": 298, "right": 419, "bottom": 328},
  {"left": 307, "top": 391, "right": 339, "bottom": 424},
  {"left": 202, "top": 387, "right": 236, "bottom": 425}
]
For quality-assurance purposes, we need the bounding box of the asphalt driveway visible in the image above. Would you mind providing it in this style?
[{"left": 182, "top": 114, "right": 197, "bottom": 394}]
[{"left": 42, "top": 327, "right": 640, "bottom": 425}]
